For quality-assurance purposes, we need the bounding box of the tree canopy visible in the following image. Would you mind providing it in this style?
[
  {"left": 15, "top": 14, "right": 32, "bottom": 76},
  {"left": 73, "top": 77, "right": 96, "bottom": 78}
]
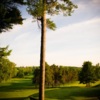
[
  {"left": 0, "top": 0, "right": 25, "bottom": 33},
  {"left": 0, "top": 46, "right": 11, "bottom": 59},
  {"left": 0, "top": 46, "right": 16, "bottom": 82},
  {"left": 27, "top": 0, "right": 77, "bottom": 30},
  {"left": 79, "top": 61, "right": 96, "bottom": 87}
]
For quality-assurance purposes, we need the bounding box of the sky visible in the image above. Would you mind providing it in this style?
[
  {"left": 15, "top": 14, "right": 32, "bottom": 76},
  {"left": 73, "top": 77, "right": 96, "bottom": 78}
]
[{"left": 0, "top": 0, "right": 100, "bottom": 67}]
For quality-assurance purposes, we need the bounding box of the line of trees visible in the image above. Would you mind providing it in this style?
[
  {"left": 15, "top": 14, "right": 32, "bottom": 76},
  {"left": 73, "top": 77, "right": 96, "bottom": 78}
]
[
  {"left": 16, "top": 66, "right": 34, "bottom": 78},
  {"left": 33, "top": 62, "right": 100, "bottom": 87},
  {"left": 0, "top": 47, "right": 100, "bottom": 87},
  {"left": 33, "top": 62, "right": 80, "bottom": 87}
]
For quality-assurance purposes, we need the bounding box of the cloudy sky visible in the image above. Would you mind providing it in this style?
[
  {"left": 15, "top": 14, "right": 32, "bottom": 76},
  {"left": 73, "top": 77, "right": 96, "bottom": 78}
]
[{"left": 0, "top": 0, "right": 100, "bottom": 67}]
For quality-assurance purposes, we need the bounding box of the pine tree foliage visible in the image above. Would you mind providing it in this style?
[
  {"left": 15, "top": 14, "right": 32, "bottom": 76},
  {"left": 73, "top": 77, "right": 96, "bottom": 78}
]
[
  {"left": 0, "top": 0, "right": 25, "bottom": 33},
  {"left": 27, "top": 0, "right": 77, "bottom": 30},
  {"left": 46, "top": 19, "right": 56, "bottom": 30},
  {"left": 0, "top": 46, "right": 11, "bottom": 59}
]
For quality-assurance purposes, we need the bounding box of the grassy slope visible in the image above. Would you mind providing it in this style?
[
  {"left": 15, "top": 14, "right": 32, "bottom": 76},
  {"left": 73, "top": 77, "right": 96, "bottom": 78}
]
[{"left": 0, "top": 77, "right": 100, "bottom": 100}]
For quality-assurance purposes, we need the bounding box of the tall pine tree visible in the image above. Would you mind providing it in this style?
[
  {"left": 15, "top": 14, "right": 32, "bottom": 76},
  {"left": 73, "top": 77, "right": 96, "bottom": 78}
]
[{"left": 27, "top": 0, "right": 77, "bottom": 99}]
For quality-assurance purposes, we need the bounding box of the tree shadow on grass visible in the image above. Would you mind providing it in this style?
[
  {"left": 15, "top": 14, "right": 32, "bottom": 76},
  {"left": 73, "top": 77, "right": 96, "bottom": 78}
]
[
  {"left": 30, "top": 86, "right": 100, "bottom": 100},
  {"left": 1, "top": 80, "right": 100, "bottom": 100},
  {"left": 0, "top": 79, "right": 37, "bottom": 92},
  {"left": 0, "top": 97, "right": 28, "bottom": 100}
]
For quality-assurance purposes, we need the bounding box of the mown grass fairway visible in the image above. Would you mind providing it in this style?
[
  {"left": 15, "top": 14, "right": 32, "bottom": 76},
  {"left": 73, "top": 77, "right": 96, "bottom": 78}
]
[
  {"left": 0, "top": 77, "right": 100, "bottom": 100},
  {"left": 0, "top": 77, "right": 38, "bottom": 100}
]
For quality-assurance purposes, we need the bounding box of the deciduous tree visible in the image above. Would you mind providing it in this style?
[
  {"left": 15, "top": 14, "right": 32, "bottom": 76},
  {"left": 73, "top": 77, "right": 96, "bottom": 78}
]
[
  {"left": 0, "top": 46, "right": 16, "bottom": 82},
  {"left": 79, "top": 61, "right": 96, "bottom": 87}
]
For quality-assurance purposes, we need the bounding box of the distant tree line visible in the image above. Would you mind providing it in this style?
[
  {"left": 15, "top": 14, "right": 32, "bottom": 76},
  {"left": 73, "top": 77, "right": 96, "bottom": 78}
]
[
  {"left": 0, "top": 46, "right": 100, "bottom": 87},
  {"left": 16, "top": 66, "right": 34, "bottom": 78},
  {"left": 33, "top": 62, "right": 100, "bottom": 87},
  {"left": 33, "top": 62, "right": 80, "bottom": 87}
]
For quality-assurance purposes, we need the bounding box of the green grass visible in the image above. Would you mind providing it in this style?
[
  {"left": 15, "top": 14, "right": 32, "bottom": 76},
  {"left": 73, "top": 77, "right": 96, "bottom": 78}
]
[
  {"left": 0, "top": 78, "right": 38, "bottom": 100},
  {"left": 0, "top": 78, "right": 100, "bottom": 100},
  {"left": 32, "top": 86, "right": 100, "bottom": 100}
]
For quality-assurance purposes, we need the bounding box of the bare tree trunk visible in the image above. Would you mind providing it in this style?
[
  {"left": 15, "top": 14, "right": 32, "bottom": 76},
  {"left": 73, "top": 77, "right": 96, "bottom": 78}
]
[
  {"left": 86, "top": 83, "right": 91, "bottom": 87},
  {"left": 39, "top": 0, "right": 46, "bottom": 99}
]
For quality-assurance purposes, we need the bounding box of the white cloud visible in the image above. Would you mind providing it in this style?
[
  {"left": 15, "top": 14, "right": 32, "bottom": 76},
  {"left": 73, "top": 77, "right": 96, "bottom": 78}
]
[
  {"left": 46, "top": 18, "right": 100, "bottom": 66},
  {"left": 47, "top": 18, "right": 100, "bottom": 44},
  {"left": 92, "top": 0, "right": 100, "bottom": 5},
  {"left": 0, "top": 9, "right": 100, "bottom": 66}
]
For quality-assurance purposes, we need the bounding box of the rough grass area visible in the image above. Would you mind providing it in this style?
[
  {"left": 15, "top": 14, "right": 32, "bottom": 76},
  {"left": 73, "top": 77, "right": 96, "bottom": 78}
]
[{"left": 0, "top": 78, "right": 100, "bottom": 100}]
